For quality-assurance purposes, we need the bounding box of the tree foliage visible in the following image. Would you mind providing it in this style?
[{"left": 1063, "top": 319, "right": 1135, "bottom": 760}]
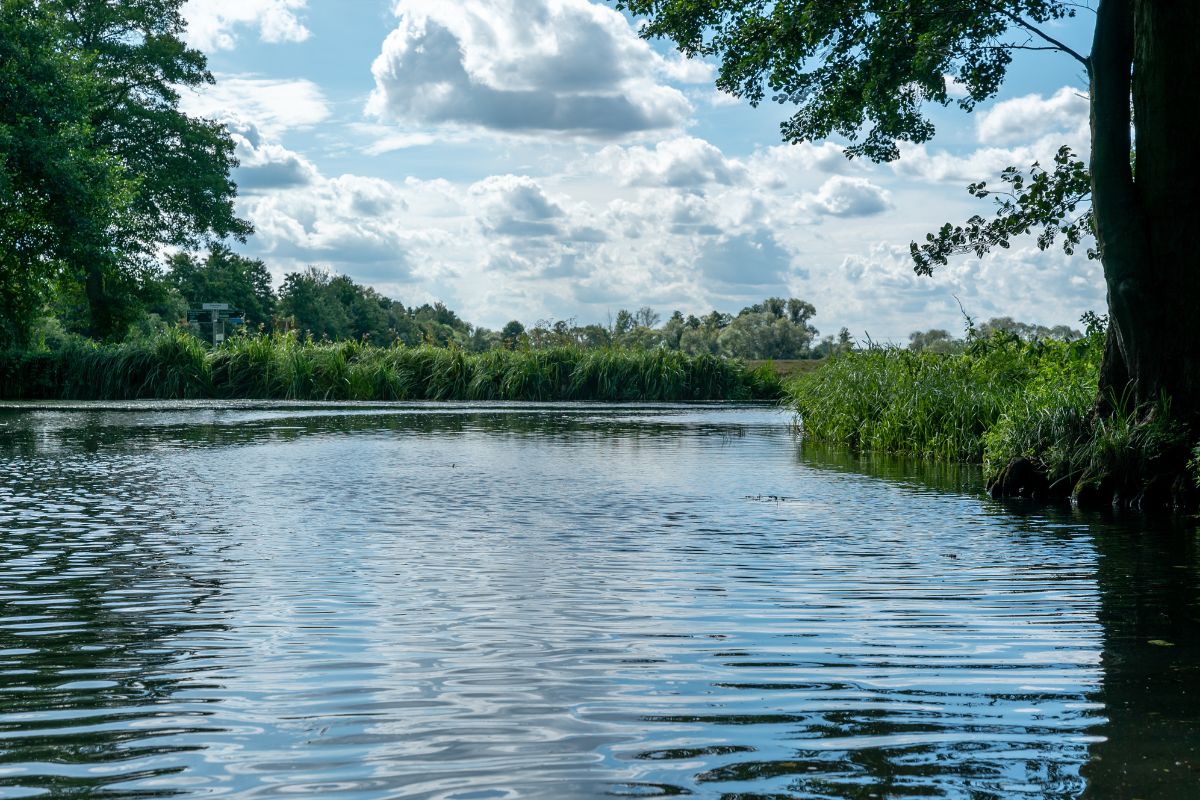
[
  {"left": 0, "top": 0, "right": 249, "bottom": 344},
  {"left": 276, "top": 267, "right": 474, "bottom": 347},
  {"left": 0, "top": 0, "right": 126, "bottom": 345},
  {"left": 618, "top": 1, "right": 1083, "bottom": 161},
  {"left": 519, "top": 297, "right": 821, "bottom": 359},
  {"left": 167, "top": 246, "right": 276, "bottom": 328},
  {"left": 912, "top": 146, "right": 1095, "bottom": 273}
]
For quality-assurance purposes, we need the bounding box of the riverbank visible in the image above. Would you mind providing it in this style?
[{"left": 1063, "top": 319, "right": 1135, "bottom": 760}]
[
  {"left": 788, "top": 330, "right": 1199, "bottom": 507},
  {"left": 0, "top": 330, "right": 783, "bottom": 402}
]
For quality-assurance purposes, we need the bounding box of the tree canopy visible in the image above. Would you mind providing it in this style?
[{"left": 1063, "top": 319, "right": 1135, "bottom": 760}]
[
  {"left": 0, "top": 0, "right": 248, "bottom": 345},
  {"left": 619, "top": 1, "right": 1084, "bottom": 161}
]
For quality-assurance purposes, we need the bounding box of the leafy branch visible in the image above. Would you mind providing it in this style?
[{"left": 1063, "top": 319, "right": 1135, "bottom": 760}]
[{"left": 911, "top": 145, "right": 1095, "bottom": 274}]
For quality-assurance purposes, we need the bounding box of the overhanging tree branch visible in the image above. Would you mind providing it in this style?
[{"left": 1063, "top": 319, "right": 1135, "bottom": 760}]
[{"left": 980, "top": 1, "right": 1091, "bottom": 66}]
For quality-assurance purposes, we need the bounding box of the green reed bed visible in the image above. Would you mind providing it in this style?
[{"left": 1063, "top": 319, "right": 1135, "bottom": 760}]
[
  {"left": 788, "top": 332, "right": 1104, "bottom": 484},
  {"left": 0, "top": 330, "right": 783, "bottom": 402}
]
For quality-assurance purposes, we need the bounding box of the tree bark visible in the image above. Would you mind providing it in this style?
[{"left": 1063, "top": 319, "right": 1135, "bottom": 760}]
[
  {"left": 83, "top": 263, "right": 114, "bottom": 341},
  {"left": 1091, "top": 0, "right": 1200, "bottom": 421}
]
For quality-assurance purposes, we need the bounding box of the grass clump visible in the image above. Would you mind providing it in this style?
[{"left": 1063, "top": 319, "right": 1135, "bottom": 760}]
[
  {"left": 0, "top": 331, "right": 783, "bottom": 403},
  {"left": 789, "top": 331, "right": 1065, "bottom": 462},
  {"left": 790, "top": 326, "right": 1199, "bottom": 505}
]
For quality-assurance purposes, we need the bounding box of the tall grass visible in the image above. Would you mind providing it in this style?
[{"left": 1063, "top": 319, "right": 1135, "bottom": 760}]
[
  {"left": 789, "top": 332, "right": 1105, "bottom": 479},
  {"left": 0, "top": 330, "right": 783, "bottom": 403}
]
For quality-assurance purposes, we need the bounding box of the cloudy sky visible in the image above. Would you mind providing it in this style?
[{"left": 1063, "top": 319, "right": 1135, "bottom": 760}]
[{"left": 180, "top": 0, "right": 1099, "bottom": 341}]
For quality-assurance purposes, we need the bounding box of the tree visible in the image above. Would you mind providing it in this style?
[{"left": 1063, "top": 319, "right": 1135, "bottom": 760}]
[
  {"left": 661, "top": 310, "right": 686, "bottom": 349},
  {"left": 467, "top": 326, "right": 500, "bottom": 352},
  {"left": 0, "top": 0, "right": 250, "bottom": 342},
  {"left": 167, "top": 246, "right": 276, "bottom": 327},
  {"left": 278, "top": 268, "right": 351, "bottom": 340},
  {"left": 787, "top": 299, "right": 816, "bottom": 328},
  {"left": 612, "top": 309, "right": 635, "bottom": 336},
  {"left": 500, "top": 320, "right": 526, "bottom": 349},
  {"left": 977, "top": 316, "right": 1081, "bottom": 342},
  {"left": 908, "top": 329, "right": 962, "bottom": 354},
  {"left": 0, "top": 0, "right": 127, "bottom": 346},
  {"left": 719, "top": 311, "right": 815, "bottom": 359},
  {"left": 619, "top": 2, "right": 1200, "bottom": 469},
  {"left": 633, "top": 306, "right": 661, "bottom": 329}
]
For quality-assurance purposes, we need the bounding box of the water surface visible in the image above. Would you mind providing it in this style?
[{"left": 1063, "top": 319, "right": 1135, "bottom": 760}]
[{"left": 0, "top": 403, "right": 1197, "bottom": 798}]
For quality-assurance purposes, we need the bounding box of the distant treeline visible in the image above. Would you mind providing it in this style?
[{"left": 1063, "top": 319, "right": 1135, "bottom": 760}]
[
  {"left": 906, "top": 318, "right": 1082, "bottom": 353},
  {"left": 33, "top": 245, "right": 847, "bottom": 361},
  {"left": 24, "top": 243, "right": 1083, "bottom": 366}
]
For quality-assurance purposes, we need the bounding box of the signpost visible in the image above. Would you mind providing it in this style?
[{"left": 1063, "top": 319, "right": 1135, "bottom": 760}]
[{"left": 188, "top": 303, "right": 244, "bottom": 346}]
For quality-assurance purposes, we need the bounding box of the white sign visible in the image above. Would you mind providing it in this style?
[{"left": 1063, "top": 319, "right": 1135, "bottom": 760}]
[{"left": 202, "top": 303, "right": 229, "bottom": 311}]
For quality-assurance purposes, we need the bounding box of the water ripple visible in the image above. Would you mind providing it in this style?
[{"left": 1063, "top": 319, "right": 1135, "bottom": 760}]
[{"left": 0, "top": 404, "right": 1197, "bottom": 798}]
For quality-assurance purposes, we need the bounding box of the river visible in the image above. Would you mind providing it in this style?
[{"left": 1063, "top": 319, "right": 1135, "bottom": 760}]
[{"left": 0, "top": 403, "right": 1197, "bottom": 798}]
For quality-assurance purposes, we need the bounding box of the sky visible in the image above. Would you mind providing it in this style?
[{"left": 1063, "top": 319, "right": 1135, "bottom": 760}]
[{"left": 179, "top": 0, "right": 1099, "bottom": 342}]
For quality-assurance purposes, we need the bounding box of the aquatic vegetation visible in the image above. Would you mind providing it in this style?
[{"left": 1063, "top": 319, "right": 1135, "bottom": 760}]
[
  {"left": 788, "top": 329, "right": 1194, "bottom": 502},
  {"left": 0, "top": 331, "right": 783, "bottom": 403},
  {"left": 793, "top": 328, "right": 1200, "bottom": 505}
]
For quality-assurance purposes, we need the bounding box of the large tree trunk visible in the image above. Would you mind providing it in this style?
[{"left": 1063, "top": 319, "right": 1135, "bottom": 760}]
[
  {"left": 1091, "top": 0, "right": 1200, "bottom": 421},
  {"left": 83, "top": 263, "right": 115, "bottom": 341}
]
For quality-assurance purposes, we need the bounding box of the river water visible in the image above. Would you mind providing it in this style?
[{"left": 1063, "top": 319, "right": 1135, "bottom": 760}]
[{"left": 0, "top": 403, "right": 1197, "bottom": 799}]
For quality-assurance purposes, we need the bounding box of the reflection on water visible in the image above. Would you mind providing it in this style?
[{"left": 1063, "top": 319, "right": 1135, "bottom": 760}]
[{"left": 0, "top": 403, "right": 1197, "bottom": 798}]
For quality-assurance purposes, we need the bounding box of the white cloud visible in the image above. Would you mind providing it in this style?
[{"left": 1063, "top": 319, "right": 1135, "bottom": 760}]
[
  {"left": 182, "top": 76, "right": 330, "bottom": 137},
  {"left": 827, "top": 242, "right": 1104, "bottom": 342},
  {"left": 226, "top": 121, "right": 320, "bottom": 191},
  {"left": 944, "top": 74, "right": 971, "bottom": 100},
  {"left": 597, "top": 137, "right": 746, "bottom": 188},
  {"left": 803, "top": 176, "right": 893, "bottom": 217},
  {"left": 696, "top": 233, "right": 793, "bottom": 288},
  {"left": 470, "top": 175, "right": 566, "bottom": 238},
  {"left": 236, "top": 163, "right": 418, "bottom": 284},
  {"left": 366, "top": 0, "right": 697, "bottom": 138},
  {"left": 975, "top": 86, "right": 1089, "bottom": 146},
  {"left": 886, "top": 87, "right": 1090, "bottom": 185},
  {"left": 208, "top": 76, "right": 1097, "bottom": 339},
  {"left": 183, "top": 0, "right": 310, "bottom": 51}
]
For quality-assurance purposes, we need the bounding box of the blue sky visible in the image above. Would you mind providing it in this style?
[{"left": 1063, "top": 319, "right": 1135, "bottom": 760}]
[{"left": 180, "top": 0, "right": 1099, "bottom": 341}]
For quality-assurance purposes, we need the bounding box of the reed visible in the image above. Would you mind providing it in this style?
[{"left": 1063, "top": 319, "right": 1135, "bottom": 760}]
[
  {"left": 0, "top": 331, "right": 784, "bottom": 403},
  {"left": 788, "top": 332, "right": 1104, "bottom": 470}
]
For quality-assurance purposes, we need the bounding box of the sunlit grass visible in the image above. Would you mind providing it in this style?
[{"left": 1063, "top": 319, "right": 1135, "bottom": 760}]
[
  {"left": 2, "top": 331, "right": 783, "bottom": 403},
  {"left": 788, "top": 332, "right": 1106, "bottom": 484}
]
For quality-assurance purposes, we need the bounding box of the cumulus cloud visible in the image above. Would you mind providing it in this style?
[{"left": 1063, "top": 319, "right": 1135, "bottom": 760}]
[
  {"left": 804, "top": 176, "right": 893, "bottom": 217},
  {"left": 827, "top": 240, "right": 1104, "bottom": 342},
  {"left": 230, "top": 134, "right": 420, "bottom": 286},
  {"left": 241, "top": 173, "right": 411, "bottom": 272},
  {"left": 975, "top": 86, "right": 1089, "bottom": 146},
  {"left": 183, "top": 0, "right": 309, "bottom": 51},
  {"left": 366, "top": 0, "right": 696, "bottom": 138},
  {"left": 696, "top": 233, "right": 793, "bottom": 287},
  {"left": 742, "top": 142, "right": 867, "bottom": 191},
  {"left": 944, "top": 74, "right": 971, "bottom": 100},
  {"left": 598, "top": 137, "right": 746, "bottom": 189},
  {"left": 471, "top": 175, "right": 567, "bottom": 238},
  {"left": 182, "top": 76, "right": 330, "bottom": 137},
  {"left": 885, "top": 87, "right": 1091, "bottom": 185},
  {"left": 226, "top": 121, "right": 319, "bottom": 191}
]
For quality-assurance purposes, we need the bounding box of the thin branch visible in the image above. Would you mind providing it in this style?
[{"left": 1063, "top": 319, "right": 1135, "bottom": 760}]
[
  {"left": 979, "top": 1, "right": 1091, "bottom": 66},
  {"left": 978, "top": 44, "right": 1079, "bottom": 53}
]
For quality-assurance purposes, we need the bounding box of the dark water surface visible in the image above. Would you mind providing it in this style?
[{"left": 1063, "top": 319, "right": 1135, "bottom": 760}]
[{"left": 0, "top": 403, "right": 1198, "bottom": 799}]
